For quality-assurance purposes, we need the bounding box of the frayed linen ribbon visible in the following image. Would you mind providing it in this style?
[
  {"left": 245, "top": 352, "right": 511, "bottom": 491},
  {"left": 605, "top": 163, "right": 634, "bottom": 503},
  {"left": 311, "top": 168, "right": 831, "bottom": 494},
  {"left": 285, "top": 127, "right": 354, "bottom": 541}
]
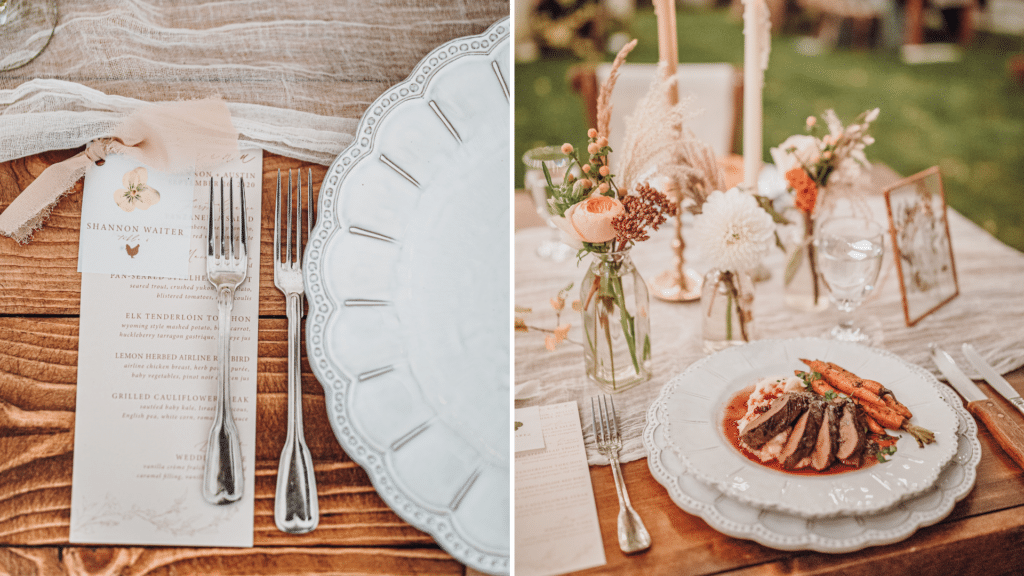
[{"left": 0, "top": 98, "right": 239, "bottom": 243}]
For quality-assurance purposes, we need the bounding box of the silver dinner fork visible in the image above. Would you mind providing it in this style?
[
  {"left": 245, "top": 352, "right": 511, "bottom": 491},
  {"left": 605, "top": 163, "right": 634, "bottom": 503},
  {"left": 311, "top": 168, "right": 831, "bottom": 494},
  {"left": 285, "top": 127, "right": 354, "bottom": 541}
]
[
  {"left": 273, "top": 169, "right": 319, "bottom": 534},
  {"left": 592, "top": 395, "right": 651, "bottom": 554},
  {"left": 203, "top": 177, "right": 247, "bottom": 505}
]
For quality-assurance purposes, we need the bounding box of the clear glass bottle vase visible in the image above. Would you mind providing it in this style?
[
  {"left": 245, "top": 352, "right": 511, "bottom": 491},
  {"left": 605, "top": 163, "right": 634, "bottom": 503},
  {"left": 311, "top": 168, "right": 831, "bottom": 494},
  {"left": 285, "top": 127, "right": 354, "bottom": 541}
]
[
  {"left": 783, "top": 211, "right": 829, "bottom": 312},
  {"left": 701, "top": 268, "right": 755, "bottom": 354},
  {"left": 580, "top": 250, "right": 652, "bottom": 393}
]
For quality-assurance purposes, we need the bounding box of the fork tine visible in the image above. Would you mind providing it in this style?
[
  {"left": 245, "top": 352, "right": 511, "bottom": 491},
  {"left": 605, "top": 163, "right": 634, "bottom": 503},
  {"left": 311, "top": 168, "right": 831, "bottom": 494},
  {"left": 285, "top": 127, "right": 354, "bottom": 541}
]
[
  {"left": 219, "top": 177, "right": 226, "bottom": 258},
  {"left": 590, "top": 397, "right": 600, "bottom": 445},
  {"left": 240, "top": 177, "right": 247, "bottom": 256},
  {"left": 274, "top": 170, "right": 282, "bottom": 265},
  {"left": 207, "top": 178, "right": 215, "bottom": 257},
  {"left": 307, "top": 168, "right": 313, "bottom": 248},
  {"left": 286, "top": 170, "right": 293, "bottom": 265},
  {"left": 606, "top": 396, "right": 619, "bottom": 443},
  {"left": 228, "top": 178, "right": 235, "bottom": 259},
  {"left": 295, "top": 169, "right": 302, "bottom": 264},
  {"left": 599, "top": 396, "right": 609, "bottom": 443},
  {"left": 596, "top": 396, "right": 610, "bottom": 445}
]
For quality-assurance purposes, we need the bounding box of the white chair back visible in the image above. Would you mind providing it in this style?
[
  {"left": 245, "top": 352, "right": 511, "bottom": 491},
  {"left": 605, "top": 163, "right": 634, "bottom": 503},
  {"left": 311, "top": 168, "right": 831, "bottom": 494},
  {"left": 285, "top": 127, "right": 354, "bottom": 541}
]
[{"left": 594, "top": 62, "right": 737, "bottom": 172}]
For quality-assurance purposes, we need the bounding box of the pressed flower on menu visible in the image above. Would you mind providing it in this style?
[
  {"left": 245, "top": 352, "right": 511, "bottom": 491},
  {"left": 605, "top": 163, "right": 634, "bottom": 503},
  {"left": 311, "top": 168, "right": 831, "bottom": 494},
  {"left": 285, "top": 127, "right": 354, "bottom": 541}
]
[{"left": 114, "top": 167, "right": 161, "bottom": 212}]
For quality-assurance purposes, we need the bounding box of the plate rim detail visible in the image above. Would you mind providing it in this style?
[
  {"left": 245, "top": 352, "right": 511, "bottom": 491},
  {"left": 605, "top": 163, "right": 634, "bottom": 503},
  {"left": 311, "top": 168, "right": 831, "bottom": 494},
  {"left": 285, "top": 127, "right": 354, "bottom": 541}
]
[{"left": 303, "top": 17, "right": 510, "bottom": 576}]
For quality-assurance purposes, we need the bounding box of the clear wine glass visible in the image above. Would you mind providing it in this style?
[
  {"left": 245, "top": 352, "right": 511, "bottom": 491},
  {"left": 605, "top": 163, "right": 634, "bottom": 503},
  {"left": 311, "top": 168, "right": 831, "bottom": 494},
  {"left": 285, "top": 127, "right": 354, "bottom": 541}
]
[
  {"left": 522, "top": 145, "right": 574, "bottom": 262},
  {"left": 0, "top": 0, "right": 58, "bottom": 72},
  {"left": 814, "top": 216, "right": 885, "bottom": 344}
]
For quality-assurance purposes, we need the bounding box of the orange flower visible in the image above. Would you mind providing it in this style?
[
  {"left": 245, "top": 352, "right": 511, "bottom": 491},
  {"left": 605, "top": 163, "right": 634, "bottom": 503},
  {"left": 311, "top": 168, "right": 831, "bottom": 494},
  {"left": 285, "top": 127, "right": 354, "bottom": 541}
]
[
  {"left": 786, "top": 168, "right": 818, "bottom": 213},
  {"left": 550, "top": 295, "right": 565, "bottom": 312},
  {"left": 553, "top": 324, "right": 571, "bottom": 341}
]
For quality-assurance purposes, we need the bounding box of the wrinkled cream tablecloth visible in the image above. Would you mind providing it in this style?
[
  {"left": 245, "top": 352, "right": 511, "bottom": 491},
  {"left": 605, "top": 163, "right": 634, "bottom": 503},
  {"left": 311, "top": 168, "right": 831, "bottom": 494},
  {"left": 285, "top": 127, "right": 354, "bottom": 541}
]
[
  {"left": 515, "top": 193, "right": 1024, "bottom": 466},
  {"left": 0, "top": 0, "right": 509, "bottom": 165}
]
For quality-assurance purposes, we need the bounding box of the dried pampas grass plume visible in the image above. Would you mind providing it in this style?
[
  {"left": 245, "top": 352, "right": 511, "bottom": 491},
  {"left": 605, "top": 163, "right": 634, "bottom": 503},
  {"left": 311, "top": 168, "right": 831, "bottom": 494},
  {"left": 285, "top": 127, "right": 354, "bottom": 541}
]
[
  {"left": 595, "top": 38, "right": 638, "bottom": 140},
  {"left": 616, "top": 62, "right": 726, "bottom": 208}
]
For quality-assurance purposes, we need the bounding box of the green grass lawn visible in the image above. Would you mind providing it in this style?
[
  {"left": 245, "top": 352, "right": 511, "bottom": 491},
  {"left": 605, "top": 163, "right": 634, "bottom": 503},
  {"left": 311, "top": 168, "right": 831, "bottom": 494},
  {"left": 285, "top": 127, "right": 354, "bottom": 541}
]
[{"left": 515, "top": 7, "right": 1024, "bottom": 252}]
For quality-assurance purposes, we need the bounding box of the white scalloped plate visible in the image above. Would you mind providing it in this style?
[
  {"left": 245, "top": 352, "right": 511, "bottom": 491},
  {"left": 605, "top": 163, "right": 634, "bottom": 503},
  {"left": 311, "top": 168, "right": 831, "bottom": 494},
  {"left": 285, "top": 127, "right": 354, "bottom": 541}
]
[
  {"left": 644, "top": 373, "right": 980, "bottom": 552},
  {"left": 650, "top": 338, "right": 959, "bottom": 518},
  {"left": 303, "top": 19, "right": 510, "bottom": 575}
]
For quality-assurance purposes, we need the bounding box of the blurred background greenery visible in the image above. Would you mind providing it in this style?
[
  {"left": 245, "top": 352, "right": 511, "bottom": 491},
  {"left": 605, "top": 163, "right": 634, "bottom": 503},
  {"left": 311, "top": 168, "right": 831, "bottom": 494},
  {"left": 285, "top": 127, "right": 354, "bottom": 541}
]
[{"left": 515, "top": 2, "right": 1024, "bottom": 252}]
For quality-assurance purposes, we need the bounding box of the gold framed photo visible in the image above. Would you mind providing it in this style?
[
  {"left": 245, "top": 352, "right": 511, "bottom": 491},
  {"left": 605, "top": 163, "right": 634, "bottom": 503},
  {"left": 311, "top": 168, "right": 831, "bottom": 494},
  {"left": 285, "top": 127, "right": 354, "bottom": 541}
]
[{"left": 883, "top": 166, "right": 960, "bottom": 327}]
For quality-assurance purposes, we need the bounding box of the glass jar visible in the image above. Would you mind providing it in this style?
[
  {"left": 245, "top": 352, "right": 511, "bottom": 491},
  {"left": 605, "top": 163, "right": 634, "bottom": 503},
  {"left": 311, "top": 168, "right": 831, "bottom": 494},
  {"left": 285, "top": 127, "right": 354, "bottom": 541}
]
[
  {"left": 783, "top": 211, "right": 829, "bottom": 312},
  {"left": 701, "top": 268, "right": 755, "bottom": 354},
  {"left": 580, "top": 250, "right": 651, "bottom": 393}
]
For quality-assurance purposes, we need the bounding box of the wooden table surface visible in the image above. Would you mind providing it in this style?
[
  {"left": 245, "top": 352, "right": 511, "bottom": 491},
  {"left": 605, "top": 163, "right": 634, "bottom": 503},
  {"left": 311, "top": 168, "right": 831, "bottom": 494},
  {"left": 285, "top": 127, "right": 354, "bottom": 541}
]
[
  {"left": 0, "top": 150, "right": 474, "bottom": 575},
  {"left": 514, "top": 189, "right": 1024, "bottom": 576}
]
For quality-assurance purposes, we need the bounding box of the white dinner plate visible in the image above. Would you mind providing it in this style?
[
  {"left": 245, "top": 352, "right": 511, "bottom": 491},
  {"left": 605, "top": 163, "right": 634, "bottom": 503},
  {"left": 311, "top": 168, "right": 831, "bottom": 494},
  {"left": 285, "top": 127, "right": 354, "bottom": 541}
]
[
  {"left": 304, "top": 19, "right": 510, "bottom": 575},
  {"left": 644, "top": 374, "right": 980, "bottom": 552},
  {"left": 648, "top": 338, "right": 960, "bottom": 518}
]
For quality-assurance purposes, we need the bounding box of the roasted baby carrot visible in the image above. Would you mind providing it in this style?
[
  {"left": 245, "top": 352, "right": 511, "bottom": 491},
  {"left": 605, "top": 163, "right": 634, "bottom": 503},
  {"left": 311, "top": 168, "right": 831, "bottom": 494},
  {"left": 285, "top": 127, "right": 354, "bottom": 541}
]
[
  {"left": 860, "top": 402, "right": 935, "bottom": 447},
  {"left": 801, "top": 359, "right": 913, "bottom": 416},
  {"left": 819, "top": 367, "right": 889, "bottom": 409},
  {"left": 863, "top": 413, "right": 886, "bottom": 435},
  {"left": 824, "top": 361, "right": 914, "bottom": 419}
]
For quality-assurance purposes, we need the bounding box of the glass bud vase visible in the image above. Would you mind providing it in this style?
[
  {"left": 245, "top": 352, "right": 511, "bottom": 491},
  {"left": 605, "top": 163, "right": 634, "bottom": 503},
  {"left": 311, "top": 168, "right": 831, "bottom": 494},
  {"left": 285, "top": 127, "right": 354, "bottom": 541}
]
[
  {"left": 783, "top": 211, "right": 829, "bottom": 312},
  {"left": 701, "top": 268, "right": 755, "bottom": 354},
  {"left": 580, "top": 250, "right": 652, "bottom": 393}
]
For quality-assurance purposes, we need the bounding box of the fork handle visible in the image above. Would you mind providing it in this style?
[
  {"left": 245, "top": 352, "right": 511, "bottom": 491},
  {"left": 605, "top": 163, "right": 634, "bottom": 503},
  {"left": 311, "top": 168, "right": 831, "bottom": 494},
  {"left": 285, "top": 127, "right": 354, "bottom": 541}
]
[
  {"left": 203, "top": 286, "right": 244, "bottom": 505},
  {"left": 275, "top": 293, "right": 319, "bottom": 534},
  {"left": 609, "top": 455, "right": 651, "bottom": 554}
]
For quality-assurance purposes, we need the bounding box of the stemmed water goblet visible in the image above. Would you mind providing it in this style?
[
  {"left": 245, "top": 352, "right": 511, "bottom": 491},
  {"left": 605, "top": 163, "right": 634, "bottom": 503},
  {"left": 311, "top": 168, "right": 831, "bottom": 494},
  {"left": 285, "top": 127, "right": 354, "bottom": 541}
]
[
  {"left": 814, "top": 215, "right": 885, "bottom": 344},
  {"left": 522, "top": 145, "right": 574, "bottom": 262},
  {"left": 0, "top": 0, "right": 58, "bottom": 71}
]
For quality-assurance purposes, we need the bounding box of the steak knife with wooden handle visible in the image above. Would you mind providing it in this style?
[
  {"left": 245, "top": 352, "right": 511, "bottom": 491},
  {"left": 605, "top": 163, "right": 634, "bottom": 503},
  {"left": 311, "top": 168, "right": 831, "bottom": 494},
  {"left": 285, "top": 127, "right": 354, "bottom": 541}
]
[
  {"left": 961, "top": 343, "right": 1024, "bottom": 419},
  {"left": 931, "top": 344, "right": 1024, "bottom": 470}
]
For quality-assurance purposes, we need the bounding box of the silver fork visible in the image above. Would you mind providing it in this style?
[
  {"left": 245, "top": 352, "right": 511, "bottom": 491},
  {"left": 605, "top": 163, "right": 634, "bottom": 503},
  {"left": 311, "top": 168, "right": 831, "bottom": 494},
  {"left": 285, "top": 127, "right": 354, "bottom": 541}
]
[
  {"left": 591, "top": 395, "right": 651, "bottom": 554},
  {"left": 273, "top": 169, "right": 319, "bottom": 534},
  {"left": 203, "top": 177, "right": 248, "bottom": 505}
]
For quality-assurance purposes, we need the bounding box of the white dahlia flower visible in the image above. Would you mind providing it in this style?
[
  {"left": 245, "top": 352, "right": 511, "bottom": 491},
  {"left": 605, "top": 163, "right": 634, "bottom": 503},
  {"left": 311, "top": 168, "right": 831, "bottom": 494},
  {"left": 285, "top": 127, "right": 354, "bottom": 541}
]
[{"left": 693, "top": 188, "right": 775, "bottom": 272}]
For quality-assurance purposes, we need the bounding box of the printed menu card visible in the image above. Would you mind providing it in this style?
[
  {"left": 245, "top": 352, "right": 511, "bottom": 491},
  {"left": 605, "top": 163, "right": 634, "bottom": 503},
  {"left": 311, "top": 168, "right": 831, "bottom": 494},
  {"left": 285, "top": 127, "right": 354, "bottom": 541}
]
[
  {"left": 70, "top": 150, "right": 263, "bottom": 547},
  {"left": 515, "top": 401, "right": 606, "bottom": 576}
]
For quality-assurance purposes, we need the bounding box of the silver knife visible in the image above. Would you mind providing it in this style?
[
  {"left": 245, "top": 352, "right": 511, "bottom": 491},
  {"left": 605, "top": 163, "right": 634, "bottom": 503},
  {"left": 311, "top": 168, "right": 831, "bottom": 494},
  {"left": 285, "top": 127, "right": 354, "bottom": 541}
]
[
  {"left": 931, "top": 344, "right": 1024, "bottom": 470},
  {"left": 961, "top": 343, "right": 1024, "bottom": 418}
]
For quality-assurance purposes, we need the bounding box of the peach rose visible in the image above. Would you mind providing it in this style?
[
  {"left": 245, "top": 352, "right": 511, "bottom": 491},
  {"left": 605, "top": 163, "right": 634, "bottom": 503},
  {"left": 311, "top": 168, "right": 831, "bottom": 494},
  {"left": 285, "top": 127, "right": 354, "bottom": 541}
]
[{"left": 553, "top": 195, "right": 624, "bottom": 244}]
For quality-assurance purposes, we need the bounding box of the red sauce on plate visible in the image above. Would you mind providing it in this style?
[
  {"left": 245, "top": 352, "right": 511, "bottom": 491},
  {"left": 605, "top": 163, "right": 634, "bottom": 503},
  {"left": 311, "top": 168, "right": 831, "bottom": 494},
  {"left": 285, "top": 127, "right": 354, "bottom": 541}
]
[{"left": 722, "top": 386, "right": 881, "bottom": 476}]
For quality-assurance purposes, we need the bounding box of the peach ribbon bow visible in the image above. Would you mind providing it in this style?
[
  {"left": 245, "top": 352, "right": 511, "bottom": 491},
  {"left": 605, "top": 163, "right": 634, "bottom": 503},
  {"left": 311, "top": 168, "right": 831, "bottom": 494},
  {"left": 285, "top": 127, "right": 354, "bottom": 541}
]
[{"left": 0, "top": 98, "right": 239, "bottom": 243}]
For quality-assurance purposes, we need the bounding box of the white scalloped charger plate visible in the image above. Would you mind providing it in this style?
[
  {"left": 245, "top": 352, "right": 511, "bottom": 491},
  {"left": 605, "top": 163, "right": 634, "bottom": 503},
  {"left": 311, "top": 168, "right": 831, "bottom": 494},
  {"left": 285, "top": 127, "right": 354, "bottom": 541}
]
[
  {"left": 649, "top": 338, "right": 959, "bottom": 518},
  {"left": 644, "top": 375, "right": 980, "bottom": 552},
  {"left": 303, "top": 19, "right": 510, "bottom": 575}
]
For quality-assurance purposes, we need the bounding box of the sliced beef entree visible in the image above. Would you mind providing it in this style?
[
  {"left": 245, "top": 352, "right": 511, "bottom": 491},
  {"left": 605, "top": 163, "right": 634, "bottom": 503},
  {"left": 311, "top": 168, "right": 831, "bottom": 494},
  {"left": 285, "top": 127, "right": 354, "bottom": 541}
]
[
  {"left": 810, "top": 402, "right": 841, "bottom": 471},
  {"left": 739, "top": 392, "right": 811, "bottom": 449},
  {"left": 780, "top": 398, "right": 826, "bottom": 469},
  {"left": 835, "top": 399, "right": 868, "bottom": 467}
]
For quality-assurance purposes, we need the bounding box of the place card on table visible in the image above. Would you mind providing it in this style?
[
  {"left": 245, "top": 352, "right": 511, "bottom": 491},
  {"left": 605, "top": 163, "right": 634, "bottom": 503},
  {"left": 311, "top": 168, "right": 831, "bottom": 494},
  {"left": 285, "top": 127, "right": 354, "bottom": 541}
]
[
  {"left": 69, "top": 149, "right": 263, "bottom": 547},
  {"left": 78, "top": 154, "right": 195, "bottom": 278},
  {"left": 515, "top": 401, "right": 606, "bottom": 576}
]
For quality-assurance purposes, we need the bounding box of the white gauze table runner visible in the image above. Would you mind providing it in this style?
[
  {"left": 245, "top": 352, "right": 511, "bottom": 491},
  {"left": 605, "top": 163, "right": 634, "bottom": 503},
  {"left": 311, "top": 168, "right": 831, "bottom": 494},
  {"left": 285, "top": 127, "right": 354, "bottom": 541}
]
[
  {"left": 515, "top": 192, "right": 1024, "bottom": 466},
  {"left": 0, "top": 0, "right": 509, "bottom": 165}
]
